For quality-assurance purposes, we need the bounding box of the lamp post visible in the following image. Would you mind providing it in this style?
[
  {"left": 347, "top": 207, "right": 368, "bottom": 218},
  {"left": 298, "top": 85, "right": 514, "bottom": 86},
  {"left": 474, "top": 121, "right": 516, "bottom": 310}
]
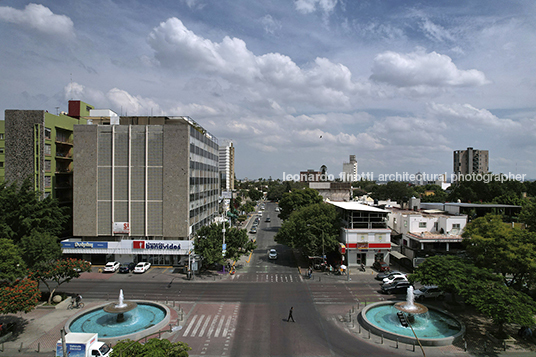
[{"left": 222, "top": 223, "right": 226, "bottom": 274}]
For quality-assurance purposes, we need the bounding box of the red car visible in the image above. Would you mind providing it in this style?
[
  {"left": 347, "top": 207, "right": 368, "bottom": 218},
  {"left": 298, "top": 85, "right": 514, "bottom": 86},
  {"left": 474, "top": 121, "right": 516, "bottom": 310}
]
[{"left": 373, "top": 260, "right": 390, "bottom": 272}]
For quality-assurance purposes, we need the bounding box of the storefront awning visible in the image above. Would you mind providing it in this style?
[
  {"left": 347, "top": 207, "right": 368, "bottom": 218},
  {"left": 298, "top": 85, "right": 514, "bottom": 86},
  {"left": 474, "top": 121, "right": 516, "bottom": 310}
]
[{"left": 389, "top": 251, "right": 407, "bottom": 260}]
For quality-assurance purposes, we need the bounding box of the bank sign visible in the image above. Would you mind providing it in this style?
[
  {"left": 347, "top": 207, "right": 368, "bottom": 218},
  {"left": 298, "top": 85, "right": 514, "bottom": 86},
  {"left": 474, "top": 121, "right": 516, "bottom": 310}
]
[
  {"left": 61, "top": 241, "right": 108, "bottom": 249},
  {"left": 133, "top": 241, "right": 183, "bottom": 250}
]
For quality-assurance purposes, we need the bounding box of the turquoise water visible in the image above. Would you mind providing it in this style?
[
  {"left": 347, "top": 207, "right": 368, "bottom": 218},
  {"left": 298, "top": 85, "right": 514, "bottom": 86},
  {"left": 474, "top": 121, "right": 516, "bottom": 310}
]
[
  {"left": 69, "top": 304, "right": 166, "bottom": 338},
  {"left": 365, "top": 305, "right": 461, "bottom": 339}
]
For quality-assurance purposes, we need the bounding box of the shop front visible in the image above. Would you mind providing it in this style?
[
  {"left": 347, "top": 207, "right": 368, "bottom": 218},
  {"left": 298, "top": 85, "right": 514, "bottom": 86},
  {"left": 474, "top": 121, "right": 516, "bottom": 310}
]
[
  {"left": 340, "top": 228, "right": 392, "bottom": 267},
  {"left": 61, "top": 239, "right": 194, "bottom": 267}
]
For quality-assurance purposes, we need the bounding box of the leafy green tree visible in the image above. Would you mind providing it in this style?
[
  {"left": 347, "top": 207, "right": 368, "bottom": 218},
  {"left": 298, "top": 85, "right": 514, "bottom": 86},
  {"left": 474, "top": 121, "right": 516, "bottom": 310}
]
[
  {"left": 278, "top": 188, "right": 323, "bottom": 221},
  {"left": 31, "top": 259, "right": 92, "bottom": 304},
  {"left": 519, "top": 199, "right": 536, "bottom": 232},
  {"left": 247, "top": 189, "right": 263, "bottom": 201},
  {"left": 0, "top": 238, "right": 27, "bottom": 283},
  {"left": 370, "top": 181, "right": 415, "bottom": 204},
  {"left": 465, "top": 280, "right": 536, "bottom": 337},
  {"left": 194, "top": 223, "right": 255, "bottom": 266},
  {"left": 0, "top": 179, "right": 69, "bottom": 244},
  {"left": 240, "top": 201, "right": 256, "bottom": 214},
  {"left": 110, "top": 338, "right": 191, "bottom": 357},
  {"left": 462, "top": 214, "right": 536, "bottom": 288},
  {"left": 19, "top": 231, "right": 62, "bottom": 269},
  {"left": 275, "top": 203, "right": 340, "bottom": 257}
]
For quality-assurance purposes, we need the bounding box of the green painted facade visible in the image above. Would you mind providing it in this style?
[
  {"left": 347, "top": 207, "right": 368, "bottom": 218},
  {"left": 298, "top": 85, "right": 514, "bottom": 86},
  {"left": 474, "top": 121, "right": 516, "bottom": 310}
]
[{"left": 0, "top": 120, "right": 4, "bottom": 183}]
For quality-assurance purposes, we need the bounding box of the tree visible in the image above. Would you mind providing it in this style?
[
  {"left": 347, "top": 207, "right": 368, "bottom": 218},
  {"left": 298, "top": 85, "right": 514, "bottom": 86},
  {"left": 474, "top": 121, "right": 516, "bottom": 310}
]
[
  {"left": 275, "top": 203, "right": 340, "bottom": 257},
  {"left": 247, "top": 189, "right": 263, "bottom": 201},
  {"left": 194, "top": 223, "right": 256, "bottom": 266},
  {"left": 31, "top": 259, "right": 92, "bottom": 304},
  {"left": 465, "top": 279, "right": 536, "bottom": 337},
  {"left": 19, "top": 231, "right": 62, "bottom": 269},
  {"left": 462, "top": 214, "right": 536, "bottom": 289},
  {"left": 519, "top": 199, "right": 536, "bottom": 232},
  {"left": 0, "top": 278, "right": 41, "bottom": 314},
  {"left": 278, "top": 188, "right": 323, "bottom": 221},
  {"left": 0, "top": 179, "right": 69, "bottom": 244},
  {"left": 0, "top": 238, "right": 27, "bottom": 283},
  {"left": 110, "top": 338, "right": 191, "bottom": 357},
  {"left": 370, "top": 181, "right": 416, "bottom": 204}
]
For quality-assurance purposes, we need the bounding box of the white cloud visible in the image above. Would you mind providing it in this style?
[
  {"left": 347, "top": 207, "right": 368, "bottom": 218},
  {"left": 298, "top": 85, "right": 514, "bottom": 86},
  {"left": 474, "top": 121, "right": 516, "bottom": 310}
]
[
  {"left": 370, "top": 50, "right": 489, "bottom": 88},
  {"left": 294, "top": 0, "right": 338, "bottom": 14},
  {"left": 0, "top": 3, "right": 74, "bottom": 38},
  {"left": 427, "top": 102, "right": 520, "bottom": 130},
  {"left": 260, "top": 15, "right": 282, "bottom": 35},
  {"left": 420, "top": 18, "right": 454, "bottom": 42}
]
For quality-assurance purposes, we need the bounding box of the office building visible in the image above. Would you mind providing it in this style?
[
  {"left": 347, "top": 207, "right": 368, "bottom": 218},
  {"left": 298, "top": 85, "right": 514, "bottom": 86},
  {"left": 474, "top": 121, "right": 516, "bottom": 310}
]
[
  {"left": 67, "top": 116, "right": 219, "bottom": 266},
  {"left": 219, "top": 140, "right": 235, "bottom": 192},
  {"left": 453, "top": 147, "right": 489, "bottom": 175},
  {"left": 342, "top": 155, "right": 358, "bottom": 182},
  {"left": 3, "top": 101, "right": 91, "bottom": 205}
]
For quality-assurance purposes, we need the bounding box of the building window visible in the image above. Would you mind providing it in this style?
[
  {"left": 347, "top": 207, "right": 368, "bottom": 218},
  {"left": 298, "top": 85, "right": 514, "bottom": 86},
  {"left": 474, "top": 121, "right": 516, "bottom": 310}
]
[
  {"left": 419, "top": 222, "right": 427, "bottom": 228},
  {"left": 45, "top": 128, "right": 51, "bottom": 140},
  {"left": 0, "top": 148, "right": 4, "bottom": 154},
  {"left": 44, "top": 176, "right": 51, "bottom": 187},
  {"left": 0, "top": 162, "right": 3, "bottom": 168},
  {"left": 44, "top": 144, "right": 51, "bottom": 155},
  {"left": 452, "top": 223, "right": 461, "bottom": 229},
  {"left": 0, "top": 133, "right": 4, "bottom": 140},
  {"left": 45, "top": 160, "right": 51, "bottom": 172}
]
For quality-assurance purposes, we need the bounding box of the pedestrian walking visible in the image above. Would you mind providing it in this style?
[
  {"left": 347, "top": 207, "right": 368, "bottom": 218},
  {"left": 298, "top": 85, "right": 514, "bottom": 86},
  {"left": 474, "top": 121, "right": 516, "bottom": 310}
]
[{"left": 288, "top": 307, "right": 295, "bottom": 322}]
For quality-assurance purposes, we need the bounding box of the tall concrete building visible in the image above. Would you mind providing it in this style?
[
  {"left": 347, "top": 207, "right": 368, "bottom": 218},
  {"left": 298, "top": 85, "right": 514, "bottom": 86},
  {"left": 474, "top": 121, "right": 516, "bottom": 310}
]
[
  {"left": 219, "top": 140, "right": 235, "bottom": 192},
  {"left": 453, "top": 147, "right": 489, "bottom": 175},
  {"left": 68, "top": 116, "right": 219, "bottom": 266},
  {"left": 342, "top": 155, "right": 358, "bottom": 182},
  {"left": 3, "top": 101, "right": 91, "bottom": 203}
]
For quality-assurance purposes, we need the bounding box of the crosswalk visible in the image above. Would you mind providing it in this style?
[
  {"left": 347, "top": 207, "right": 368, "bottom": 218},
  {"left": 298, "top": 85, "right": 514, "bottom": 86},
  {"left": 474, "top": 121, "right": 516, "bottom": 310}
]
[
  {"left": 231, "top": 273, "right": 303, "bottom": 283},
  {"left": 182, "top": 314, "right": 235, "bottom": 338}
]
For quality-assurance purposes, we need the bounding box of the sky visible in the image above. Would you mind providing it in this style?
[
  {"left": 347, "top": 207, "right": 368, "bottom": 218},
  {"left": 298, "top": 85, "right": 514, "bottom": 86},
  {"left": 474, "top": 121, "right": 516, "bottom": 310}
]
[{"left": 1, "top": 0, "right": 535, "bottom": 181}]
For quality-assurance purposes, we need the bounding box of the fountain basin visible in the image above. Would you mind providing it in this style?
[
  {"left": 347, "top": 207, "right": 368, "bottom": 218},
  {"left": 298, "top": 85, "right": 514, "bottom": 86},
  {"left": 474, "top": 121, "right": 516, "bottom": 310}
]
[
  {"left": 65, "top": 301, "right": 170, "bottom": 344},
  {"left": 359, "top": 301, "right": 465, "bottom": 346}
]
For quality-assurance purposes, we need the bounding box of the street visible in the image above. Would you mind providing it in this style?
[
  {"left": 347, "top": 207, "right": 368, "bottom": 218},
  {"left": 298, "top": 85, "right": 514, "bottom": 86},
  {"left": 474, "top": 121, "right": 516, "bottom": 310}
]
[{"left": 48, "top": 202, "right": 405, "bottom": 356}]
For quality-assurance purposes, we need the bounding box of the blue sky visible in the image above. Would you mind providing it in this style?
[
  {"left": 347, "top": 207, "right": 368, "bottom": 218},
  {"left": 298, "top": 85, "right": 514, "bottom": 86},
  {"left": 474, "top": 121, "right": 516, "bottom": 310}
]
[{"left": 1, "top": 0, "right": 535, "bottom": 180}]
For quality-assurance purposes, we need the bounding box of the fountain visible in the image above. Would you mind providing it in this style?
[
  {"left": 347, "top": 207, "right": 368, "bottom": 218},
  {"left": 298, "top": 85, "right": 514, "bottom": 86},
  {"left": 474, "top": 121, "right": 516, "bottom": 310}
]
[
  {"left": 103, "top": 289, "right": 137, "bottom": 322},
  {"left": 64, "top": 290, "right": 170, "bottom": 344},
  {"left": 359, "top": 286, "right": 465, "bottom": 346}
]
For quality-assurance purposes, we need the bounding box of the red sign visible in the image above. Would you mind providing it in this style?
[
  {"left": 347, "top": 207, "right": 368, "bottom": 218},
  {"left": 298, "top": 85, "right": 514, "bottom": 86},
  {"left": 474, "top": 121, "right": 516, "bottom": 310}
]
[
  {"left": 369, "top": 243, "right": 391, "bottom": 249},
  {"left": 357, "top": 243, "right": 368, "bottom": 249},
  {"left": 133, "top": 241, "right": 145, "bottom": 249}
]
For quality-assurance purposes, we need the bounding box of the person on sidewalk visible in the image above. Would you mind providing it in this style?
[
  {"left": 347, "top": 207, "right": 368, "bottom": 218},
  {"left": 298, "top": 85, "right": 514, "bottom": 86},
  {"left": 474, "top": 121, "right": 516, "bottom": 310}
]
[{"left": 288, "top": 307, "right": 295, "bottom": 322}]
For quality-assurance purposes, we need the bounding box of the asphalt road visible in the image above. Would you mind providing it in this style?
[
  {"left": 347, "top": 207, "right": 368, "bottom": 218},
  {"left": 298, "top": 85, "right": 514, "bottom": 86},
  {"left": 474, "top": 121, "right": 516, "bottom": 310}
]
[{"left": 55, "top": 202, "right": 399, "bottom": 356}]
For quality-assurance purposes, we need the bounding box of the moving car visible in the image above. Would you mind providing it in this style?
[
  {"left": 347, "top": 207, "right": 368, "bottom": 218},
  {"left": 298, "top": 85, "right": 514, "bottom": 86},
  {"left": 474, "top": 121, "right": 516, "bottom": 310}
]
[
  {"left": 265, "top": 217, "right": 271, "bottom": 222},
  {"left": 268, "top": 249, "right": 278, "bottom": 260},
  {"left": 413, "top": 286, "right": 444, "bottom": 300},
  {"left": 103, "top": 261, "right": 120, "bottom": 273},
  {"left": 375, "top": 270, "right": 401, "bottom": 281},
  {"left": 381, "top": 281, "right": 412, "bottom": 294},
  {"left": 133, "top": 262, "right": 151, "bottom": 273},
  {"left": 373, "top": 260, "right": 390, "bottom": 272}
]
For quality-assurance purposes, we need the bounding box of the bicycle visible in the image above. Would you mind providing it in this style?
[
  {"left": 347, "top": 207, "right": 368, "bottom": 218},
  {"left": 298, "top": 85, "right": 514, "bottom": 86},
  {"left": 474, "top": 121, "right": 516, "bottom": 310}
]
[{"left": 67, "top": 302, "right": 85, "bottom": 309}]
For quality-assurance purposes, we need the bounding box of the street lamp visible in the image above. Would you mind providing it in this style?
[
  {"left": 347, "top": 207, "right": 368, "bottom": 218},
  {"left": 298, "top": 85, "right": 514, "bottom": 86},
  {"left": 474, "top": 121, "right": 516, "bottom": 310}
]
[{"left": 222, "top": 223, "right": 226, "bottom": 274}]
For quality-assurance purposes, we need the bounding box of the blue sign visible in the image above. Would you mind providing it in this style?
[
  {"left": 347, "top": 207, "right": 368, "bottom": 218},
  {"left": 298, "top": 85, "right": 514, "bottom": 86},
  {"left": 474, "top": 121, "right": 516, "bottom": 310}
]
[{"left": 61, "top": 241, "right": 108, "bottom": 249}]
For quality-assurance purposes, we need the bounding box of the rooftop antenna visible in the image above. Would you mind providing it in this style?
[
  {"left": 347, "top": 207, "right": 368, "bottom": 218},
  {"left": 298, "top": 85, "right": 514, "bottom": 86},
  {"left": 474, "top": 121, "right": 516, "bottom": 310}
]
[{"left": 55, "top": 107, "right": 60, "bottom": 115}]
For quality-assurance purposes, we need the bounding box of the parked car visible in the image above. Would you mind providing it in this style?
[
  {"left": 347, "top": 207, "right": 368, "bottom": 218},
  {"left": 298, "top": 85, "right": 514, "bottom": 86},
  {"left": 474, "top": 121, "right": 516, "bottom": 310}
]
[
  {"left": 381, "top": 281, "right": 412, "bottom": 294},
  {"left": 133, "top": 262, "right": 151, "bottom": 273},
  {"left": 250, "top": 227, "right": 257, "bottom": 234},
  {"left": 382, "top": 275, "right": 408, "bottom": 285},
  {"left": 375, "top": 270, "right": 401, "bottom": 281},
  {"left": 268, "top": 249, "right": 278, "bottom": 260},
  {"left": 382, "top": 273, "right": 407, "bottom": 285},
  {"left": 118, "top": 263, "right": 132, "bottom": 274},
  {"left": 373, "top": 260, "right": 390, "bottom": 272},
  {"left": 413, "top": 286, "right": 444, "bottom": 300},
  {"left": 103, "top": 261, "right": 120, "bottom": 273}
]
